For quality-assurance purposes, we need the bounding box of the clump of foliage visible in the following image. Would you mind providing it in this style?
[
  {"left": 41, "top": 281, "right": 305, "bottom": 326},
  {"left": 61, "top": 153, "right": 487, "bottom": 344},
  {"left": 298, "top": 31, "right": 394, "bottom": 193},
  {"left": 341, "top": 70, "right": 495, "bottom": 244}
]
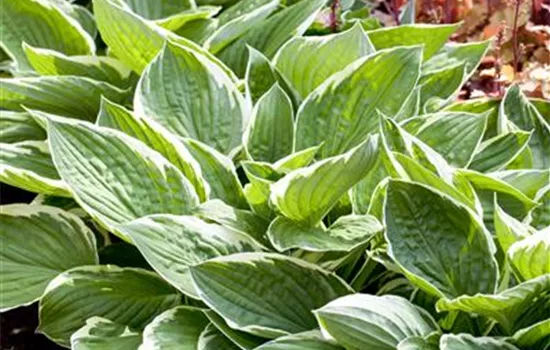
[{"left": 0, "top": 0, "right": 549, "bottom": 349}]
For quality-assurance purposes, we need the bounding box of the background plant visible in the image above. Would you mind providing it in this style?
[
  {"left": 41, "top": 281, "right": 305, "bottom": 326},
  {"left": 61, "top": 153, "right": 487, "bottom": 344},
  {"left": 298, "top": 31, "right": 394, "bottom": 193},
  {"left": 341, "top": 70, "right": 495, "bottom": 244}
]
[{"left": 0, "top": 0, "right": 549, "bottom": 349}]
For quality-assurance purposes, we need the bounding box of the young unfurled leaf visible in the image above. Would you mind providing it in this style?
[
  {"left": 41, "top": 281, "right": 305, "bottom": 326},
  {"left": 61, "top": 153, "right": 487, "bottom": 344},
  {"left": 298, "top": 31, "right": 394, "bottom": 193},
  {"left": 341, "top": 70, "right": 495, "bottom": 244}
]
[
  {"left": 512, "top": 319, "right": 550, "bottom": 349},
  {"left": 115, "top": 214, "right": 264, "bottom": 298},
  {"left": 508, "top": 229, "right": 550, "bottom": 281},
  {"left": 295, "top": 47, "right": 421, "bottom": 158},
  {"left": 47, "top": 116, "right": 199, "bottom": 236},
  {"left": 0, "top": 141, "right": 70, "bottom": 197},
  {"left": 0, "top": 0, "right": 94, "bottom": 71},
  {"left": 366, "top": 23, "right": 460, "bottom": 61},
  {"left": 315, "top": 294, "right": 438, "bottom": 350},
  {"left": 436, "top": 274, "right": 550, "bottom": 334},
  {"left": 97, "top": 98, "right": 209, "bottom": 202},
  {"left": 216, "top": 0, "right": 325, "bottom": 76},
  {"left": 270, "top": 137, "right": 378, "bottom": 226},
  {"left": 136, "top": 40, "right": 245, "bottom": 154},
  {"left": 71, "top": 317, "right": 142, "bottom": 350},
  {"left": 244, "top": 84, "right": 294, "bottom": 163},
  {"left": 274, "top": 23, "right": 375, "bottom": 99},
  {"left": 0, "top": 205, "right": 98, "bottom": 312},
  {"left": 385, "top": 180, "right": 498, "bottom": 298},
  {"left": 190, "top": 253, "right": 353, "bottom": 338},
  {"left": 140, "top": 306, "right": 210, "bottom": 350},
  {"left": 39, "top": 266, "right": 180, "bottom": 346},
  {"left": 0, "top": 76, "right": 130, "bottom": 120}
]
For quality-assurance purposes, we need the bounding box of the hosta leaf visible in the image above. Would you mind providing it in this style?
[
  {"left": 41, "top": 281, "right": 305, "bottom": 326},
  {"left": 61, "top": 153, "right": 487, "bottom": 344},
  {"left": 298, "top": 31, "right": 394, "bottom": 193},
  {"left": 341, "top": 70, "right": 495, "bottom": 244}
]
[
  {"left": 366, "top": 23, "right": 460, "bottom": 60},
  {"left": 436, "top": 274, "right": 550, "bottom": 333},
  {"left": 139, "top": 306, "right": 209, "bottom": 350},
  {"left": 270, "top": 137, "right": 378, "bottom": 226},
  {"left": 194, "top": 199, "right": 269, "bottom": 245},
  {"left": 255, "top": 330, "right": 343, "bottom": 350},
  {"left": 267, "top": 214, "right": 382, "bottom": 252},
  {"left": 457, "top": 170, "right": 538, "bottom": 231},
  {"left": 273, "top": 23, "right": 374, "bottom": 99},
  {"left": 272, "top": 145, "right": 319, "bottom": 173},
  {"left": 175, "top": 18, "right": 218, "bottom": 44},
  {"left": 71, "top": 317, "right": 142, "bottom": 350},
  {"left": 0, "top": 205, "right": 97, "bottom": 312},
  {"left": 0, "top": 0, "right": 94, "bottom": 71},
  {"left": 23, "top": 44, "right": 132, "bottom": 88},
  {"left": 295, "top": 47, "right": 421, "bottom": 158},
  {"left": 97, "top": 98, "right": 209, "bottom": 202},
  {"left": 216, "top": 0, "right": 325, "bottom": 76},
  {"left": 397, "top": 335, "right": 439, "bottom": 350},
  {"left": 419, "top": 63, "right": 466, "bottom": 112},
  {"left": 94, "top": 0, "right": 234, "bottom": 77},
  {"left": 532, "top": 98, "right": 550, "bottom": 123},
  {"left": 217, "top": 0, "right": 273, "bottom": 25},
  {"left": 403, "top": 111, "right": 487, "bottom": 168},
  {"left": 244, "top": 46, "right": 299, "bottom": 107},
  {"left": 494, "top": 203, "right": 532, "bottom": 253},
  {"left": 205, "top": 0, "right": 278, "bottom": 53},
  {"left": 154, "top": 6, "right": 221, "bottom": 32},
  {"left": 47, "top": 116, "right": 199, "bottom": 235},
  {"left": 469, "top": 131, "right": 531, "bottom": 172},
  {"left": 182, "top": 138, "right": 248, "bottom": 209},
  {"left": 135, "top": 40, "right": 245, "bottom": 154},
  {"left": 491, "top": 169, "right": 550, "bottom": 200},
  {"left": 532, "top": 185, "right": 550, "bottom": 230},
  {"left": 439, "top": 334, "right": 520, "bottom": 350},
  {"left": 389, "top": 152, "right": 475, "bottom": 210},
  {"left": 39, "top": 266, "right": 180, "bottom": 346},
  {"left": 198, "top": 323, "right": 240, "bottom": 350},
  {"left": 0, "top": 111, "right": 46, "bottom": 143},
  {"left": 115, "top": 214, "right": 263, "bottom": 298},
  {"left": 509, "top": 230, "right": 550, "bottom": 281},
  {"left": 499, "top": 84, "right": 550, "bottom": 169},
  {"left": 190, "top": 252, "right": 353, "bottom": 338},
  {"left": 315, "top": 294, "right": 438, "bottom": 350},
  {"left": 204, "top": 310, "right": 266, "bottom": 350},
  {"left": 395, "top": 86, "right": 421, "bottom": 121},
  {"left": 93, "top": 0, "right": 164, "bottom": 73},
  {"left": 122, "top": 0, "right": 195, "bottom": 19},
  {"left": 0, "top": 141, "right": 70, "bottom": 197},
  {"left": 244, "top": 84, "right": 293, "bottom": 162},
  {"left": 385, "top": 180, "right": 498, "bottom": 298},
  {"left": 0, "top": 76, "right": 129, "bottom": 120},
  {"left": 512, "top": 319, "right": 550, "bottom": 349},
  {"left": 445, "top": 98, "right": 500, "bottom": 139},
  {"left": 423, "top": 40, "right": 491, "bottom": 77}
]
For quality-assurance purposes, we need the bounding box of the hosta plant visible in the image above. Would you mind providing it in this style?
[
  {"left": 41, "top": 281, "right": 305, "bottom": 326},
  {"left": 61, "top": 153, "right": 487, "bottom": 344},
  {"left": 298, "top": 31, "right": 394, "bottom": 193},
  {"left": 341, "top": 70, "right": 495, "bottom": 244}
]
[{"left": 1, "top": 0, "right": 549, "bottom": 349}]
